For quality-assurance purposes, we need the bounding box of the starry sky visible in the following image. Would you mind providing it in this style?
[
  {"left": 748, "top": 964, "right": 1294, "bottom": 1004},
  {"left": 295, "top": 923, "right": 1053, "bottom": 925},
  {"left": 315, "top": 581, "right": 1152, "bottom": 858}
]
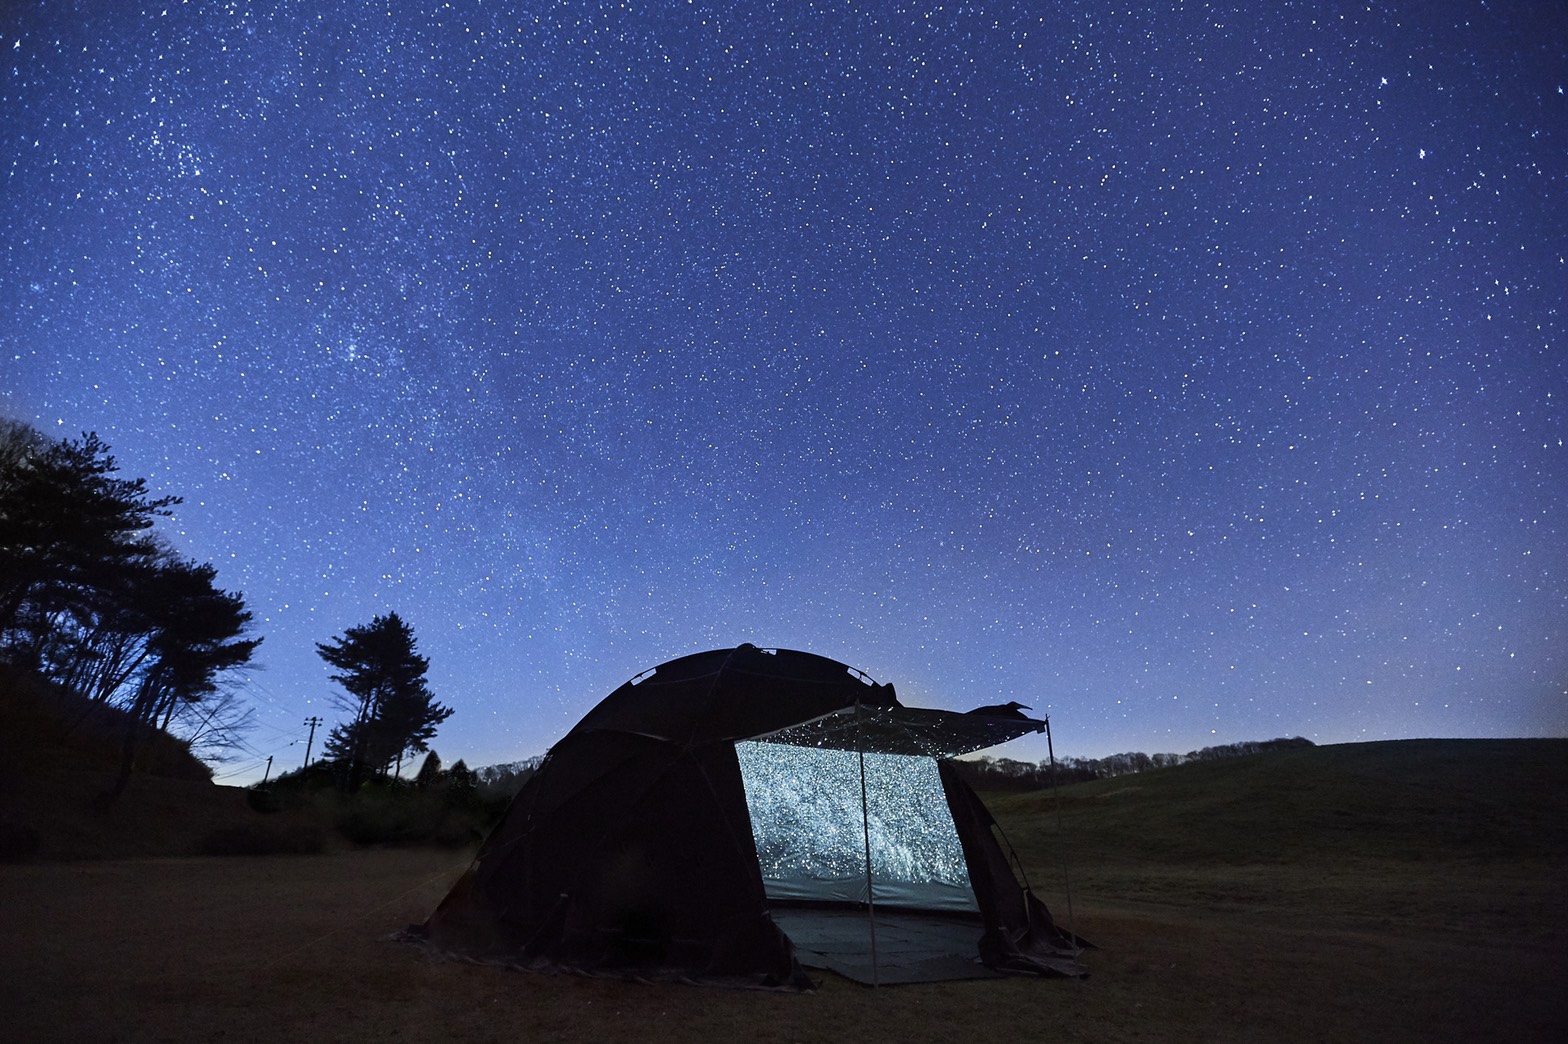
[{"left": 4, "top": 1, "right": 1564, "bottom": 783}]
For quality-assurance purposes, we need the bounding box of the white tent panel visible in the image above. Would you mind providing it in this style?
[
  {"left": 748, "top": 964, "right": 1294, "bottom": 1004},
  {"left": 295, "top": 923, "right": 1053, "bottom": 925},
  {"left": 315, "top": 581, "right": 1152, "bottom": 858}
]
[{"left": 735, "top": 741, "right": 978, "bottom": 913}]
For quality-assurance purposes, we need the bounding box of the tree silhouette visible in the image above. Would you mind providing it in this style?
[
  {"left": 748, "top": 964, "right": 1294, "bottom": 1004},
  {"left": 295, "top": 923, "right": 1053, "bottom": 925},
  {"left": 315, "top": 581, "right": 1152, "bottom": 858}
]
[
  {"left": 414, "top": 750, "right": 443, "bottom": 788},
  {"left": 131, "top": 556, "right": 261, "bottom": 727},
  {"left": 101, "top": 553, "right": 261, "bottom": 803},
  {"left": 317, "top": 612, "right": 452, "bottom": 785},
  {"left": 0, "top": 422, "right": 260, "bottom": 801},
  {"left": 0, "top": 424, "right": 178, "bottom": 640}
]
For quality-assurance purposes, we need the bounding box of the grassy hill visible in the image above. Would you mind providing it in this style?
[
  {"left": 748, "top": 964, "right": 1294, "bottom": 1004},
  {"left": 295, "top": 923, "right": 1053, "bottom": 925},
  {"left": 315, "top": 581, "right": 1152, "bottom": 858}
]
[
  {"left": 999, "top": 738, "right": 1568, "bottom": 863},
  {"left": 0, "top": 663, "right": 326, "bottom": 860},
  {"left": 991, "top": 738, "right": 1568, "bottom": 940}
]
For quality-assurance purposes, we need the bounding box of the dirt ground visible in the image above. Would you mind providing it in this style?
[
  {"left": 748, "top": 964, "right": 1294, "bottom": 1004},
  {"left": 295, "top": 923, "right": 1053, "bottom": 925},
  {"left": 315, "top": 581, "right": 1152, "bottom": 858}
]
[{"left": 4, "top": 846, "right": 1564, "bottom": 1043}]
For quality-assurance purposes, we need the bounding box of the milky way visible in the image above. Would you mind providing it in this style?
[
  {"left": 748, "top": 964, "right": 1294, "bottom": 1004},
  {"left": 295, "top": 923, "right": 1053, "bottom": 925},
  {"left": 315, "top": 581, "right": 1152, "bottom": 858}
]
[{"left": 3, "top": 2, "right": 1564, "bottom": 782}]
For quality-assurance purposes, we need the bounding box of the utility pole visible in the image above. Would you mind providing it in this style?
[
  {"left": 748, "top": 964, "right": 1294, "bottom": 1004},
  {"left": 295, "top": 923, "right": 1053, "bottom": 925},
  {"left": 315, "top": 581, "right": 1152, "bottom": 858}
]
[
  {"left": 302, "top": 716, "right": 323, "bottom": 767},
  {"left": 261, "top": 754, "right": 273, "bottom": 785}
]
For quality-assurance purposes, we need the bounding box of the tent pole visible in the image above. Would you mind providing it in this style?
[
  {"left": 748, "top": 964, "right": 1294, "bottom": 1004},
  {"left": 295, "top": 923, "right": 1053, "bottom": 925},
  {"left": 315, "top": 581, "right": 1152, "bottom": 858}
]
[
  {"left": 1046, "top": 715, "right": 1077, "bottom": 943},
  {"left": 856, "top": 701, "right": 879, "bottom": 986}
]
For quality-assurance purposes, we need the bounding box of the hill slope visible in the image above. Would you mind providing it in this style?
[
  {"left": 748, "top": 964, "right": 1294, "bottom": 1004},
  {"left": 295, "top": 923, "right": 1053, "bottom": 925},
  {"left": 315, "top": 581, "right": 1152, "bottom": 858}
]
[
  {"left": 0, "top": 664, "right": 324, "bottom": 860},
  {"left": 991, "top": 738, "right": 1568, "bottom": 938},
  {"left": 999, "top": 738, "right": 1568, "bottom": 863}
]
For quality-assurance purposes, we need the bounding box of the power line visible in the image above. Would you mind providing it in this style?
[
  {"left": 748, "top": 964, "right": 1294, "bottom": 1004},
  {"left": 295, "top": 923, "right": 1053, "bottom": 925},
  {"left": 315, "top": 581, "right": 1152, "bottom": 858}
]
[{"left": 212, "top": 756, "right": 272, "bottom": 781}]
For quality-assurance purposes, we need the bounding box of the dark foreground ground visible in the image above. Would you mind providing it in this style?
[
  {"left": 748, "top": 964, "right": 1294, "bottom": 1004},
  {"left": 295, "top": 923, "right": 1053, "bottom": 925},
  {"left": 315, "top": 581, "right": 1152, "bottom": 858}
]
[{"left": 3, "top": 739, "right": 1566, "bottom": 1042}]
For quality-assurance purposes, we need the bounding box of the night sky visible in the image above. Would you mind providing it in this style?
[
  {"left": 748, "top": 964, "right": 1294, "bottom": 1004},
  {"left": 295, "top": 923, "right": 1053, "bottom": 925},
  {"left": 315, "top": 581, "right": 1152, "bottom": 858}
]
[{"left": 4, "top": 2, "right": 1564, "bottom": 783}]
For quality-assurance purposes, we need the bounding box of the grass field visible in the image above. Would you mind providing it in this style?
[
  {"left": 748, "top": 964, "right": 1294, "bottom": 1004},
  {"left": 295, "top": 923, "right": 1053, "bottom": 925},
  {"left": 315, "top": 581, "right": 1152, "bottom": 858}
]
[{"left": 3, "top": 739, "right": 1565, "bottom": 1042}]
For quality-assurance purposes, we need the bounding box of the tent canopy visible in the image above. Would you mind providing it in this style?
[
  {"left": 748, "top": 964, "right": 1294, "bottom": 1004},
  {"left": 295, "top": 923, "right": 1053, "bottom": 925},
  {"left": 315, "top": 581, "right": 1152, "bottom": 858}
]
[
  {"left": 414, "top": 644, "right": 1086, "bottom": 988},
  {"left": 751, "top": 703, "right": 1044, "bottom": 758}
]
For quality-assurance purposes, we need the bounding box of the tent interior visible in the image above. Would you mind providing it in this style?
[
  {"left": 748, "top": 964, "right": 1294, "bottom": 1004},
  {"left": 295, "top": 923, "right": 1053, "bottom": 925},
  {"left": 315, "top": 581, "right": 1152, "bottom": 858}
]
[
  {"left": 732, "top": 703, "right": 1060, "bottom": 985},
  {"left": 736, "top": 740, "right": 992, "bottom": 983}
]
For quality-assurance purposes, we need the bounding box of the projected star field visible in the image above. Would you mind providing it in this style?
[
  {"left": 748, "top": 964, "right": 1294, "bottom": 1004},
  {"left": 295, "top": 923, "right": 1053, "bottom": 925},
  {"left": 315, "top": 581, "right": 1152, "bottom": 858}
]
[{"left": 3, "top": 2, "right": 1563, "bottom": 781}]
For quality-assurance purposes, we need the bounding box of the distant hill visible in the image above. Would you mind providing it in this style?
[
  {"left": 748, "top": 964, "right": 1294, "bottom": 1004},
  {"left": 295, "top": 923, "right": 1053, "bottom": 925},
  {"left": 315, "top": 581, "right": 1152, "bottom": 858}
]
[
  {"left": 986, "top": 736, "right": 1568, "bottom": 948},
  {"left": 994, "top": 738, "right": 1568, "bottom": 868},
  {"left": 0, "top": 664, "right": 324, "bottom": 860}
]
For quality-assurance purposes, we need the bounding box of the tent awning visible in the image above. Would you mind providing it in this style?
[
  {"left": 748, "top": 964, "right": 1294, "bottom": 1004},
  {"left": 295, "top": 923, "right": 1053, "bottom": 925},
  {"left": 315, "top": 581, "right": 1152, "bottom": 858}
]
[{"left": 745, "top": 704, "right": 1043, "bottom": 759}]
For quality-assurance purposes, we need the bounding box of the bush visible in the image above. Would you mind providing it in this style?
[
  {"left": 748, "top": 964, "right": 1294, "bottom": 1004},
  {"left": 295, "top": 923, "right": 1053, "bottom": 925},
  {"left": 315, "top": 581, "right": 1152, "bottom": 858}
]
[
  {"left": 252, "top": 762, "right": 500, "bottom": 848},
  {"left": 328, "top": 786, "right": 490, "bottom": 847}
]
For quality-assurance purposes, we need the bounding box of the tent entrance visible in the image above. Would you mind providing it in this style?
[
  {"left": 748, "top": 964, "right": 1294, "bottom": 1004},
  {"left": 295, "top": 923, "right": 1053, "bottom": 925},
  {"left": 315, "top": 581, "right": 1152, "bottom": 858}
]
[
  {"left": 734, "top": 702, "right": 1050, "bottom": 984},
  {"left": 735, "top": 741, "right": 979, "bottom": 913},
  {"left": 736, "top": 740, "right": 995, "bottom": 984}
]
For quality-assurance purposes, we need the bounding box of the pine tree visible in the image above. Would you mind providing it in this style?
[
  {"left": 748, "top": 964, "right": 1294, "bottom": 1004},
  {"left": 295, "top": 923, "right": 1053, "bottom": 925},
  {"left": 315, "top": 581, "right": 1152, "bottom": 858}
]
[
  {"left": 414, "top": 750, "right": 443, "bottom": 788},
  {"left": 316, "top": 612, "right": 453, "bottom": 784},
  {"left": 0, "top": 424, "right": 178, "bottom": 640}
]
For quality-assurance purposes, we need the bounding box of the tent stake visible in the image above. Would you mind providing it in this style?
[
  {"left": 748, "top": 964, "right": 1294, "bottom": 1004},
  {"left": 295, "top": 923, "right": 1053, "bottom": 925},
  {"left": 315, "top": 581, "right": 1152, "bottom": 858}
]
[{"left": 856, "top": 702, "right": 879, "bottom": 986}]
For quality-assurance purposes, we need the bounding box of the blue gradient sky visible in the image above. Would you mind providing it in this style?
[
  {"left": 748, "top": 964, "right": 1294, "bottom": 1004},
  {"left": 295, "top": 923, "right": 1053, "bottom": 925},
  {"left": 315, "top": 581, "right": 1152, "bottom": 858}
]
[{"left": 4, "top": 2, "right": 1564, "bottom": 782}]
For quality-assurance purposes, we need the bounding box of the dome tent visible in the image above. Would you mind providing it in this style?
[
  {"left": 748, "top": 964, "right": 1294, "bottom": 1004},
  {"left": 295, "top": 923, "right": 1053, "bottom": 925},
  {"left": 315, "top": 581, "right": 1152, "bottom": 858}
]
[{"left": 413, "top": 644, "right": 1088, "bottom": 987}]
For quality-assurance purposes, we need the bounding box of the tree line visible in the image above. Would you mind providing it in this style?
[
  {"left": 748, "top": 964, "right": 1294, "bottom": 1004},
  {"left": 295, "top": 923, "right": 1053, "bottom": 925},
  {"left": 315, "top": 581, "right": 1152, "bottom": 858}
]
[
  {"left": 956, "top": 736, "right": 1316, "bottom": 790},
  {"left": 0, "top": 422, "right": 453, "bottom": 795}
]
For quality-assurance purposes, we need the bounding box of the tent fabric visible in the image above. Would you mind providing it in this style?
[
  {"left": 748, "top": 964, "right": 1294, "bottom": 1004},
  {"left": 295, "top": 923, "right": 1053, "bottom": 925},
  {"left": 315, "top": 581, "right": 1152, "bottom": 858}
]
[
  {"left": 752, "top": 703, "right": 1045, "bottom": 758},
  {"left": 565, "top": 645, "right": 899, "bottom": 747},
  {"left": 415, "top": 645, "right": 1087, "bottom": 988},
  {"left": 938, "top": 759, "right": 1091, "bottom": 976}
]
